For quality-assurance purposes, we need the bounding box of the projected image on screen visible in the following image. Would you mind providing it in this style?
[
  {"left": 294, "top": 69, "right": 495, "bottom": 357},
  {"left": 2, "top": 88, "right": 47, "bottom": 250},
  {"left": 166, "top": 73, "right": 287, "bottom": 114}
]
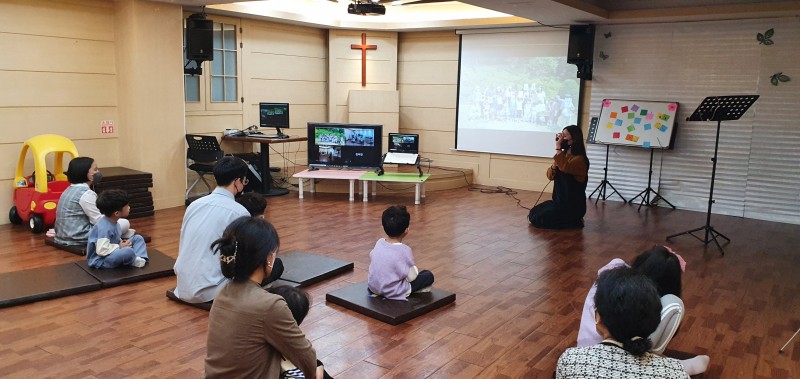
[{"left": 456, "top": 30, "right": 581, "bottom": 157}]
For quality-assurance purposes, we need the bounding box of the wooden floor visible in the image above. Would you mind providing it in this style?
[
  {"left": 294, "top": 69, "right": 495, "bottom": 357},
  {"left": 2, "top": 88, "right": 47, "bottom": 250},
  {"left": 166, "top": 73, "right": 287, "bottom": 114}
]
[{"left": 1, "top": 188, "right": 799, "bottom": 378}]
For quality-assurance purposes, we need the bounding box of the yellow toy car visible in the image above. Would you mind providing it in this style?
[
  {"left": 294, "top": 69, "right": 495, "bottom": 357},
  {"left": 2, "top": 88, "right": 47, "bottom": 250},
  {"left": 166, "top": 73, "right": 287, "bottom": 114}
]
[{"left": 9, "top": 134, "right": 79, "bottom": 233}]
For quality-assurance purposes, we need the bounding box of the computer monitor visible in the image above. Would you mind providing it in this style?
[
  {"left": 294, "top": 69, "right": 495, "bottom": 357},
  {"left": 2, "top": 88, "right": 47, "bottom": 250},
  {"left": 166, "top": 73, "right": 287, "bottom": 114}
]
[{"left": 259, "top": 102, "right": 289, "bottom": 136}]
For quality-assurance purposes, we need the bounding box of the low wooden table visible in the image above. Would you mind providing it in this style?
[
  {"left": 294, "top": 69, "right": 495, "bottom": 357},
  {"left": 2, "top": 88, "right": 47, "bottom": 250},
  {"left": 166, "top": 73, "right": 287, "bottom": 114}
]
[
  {"left": 359, "top": 172, "right": 431, "bottom": 205},
  {"left": 292, "top": 169, "right": 368, "bottom": 201}
]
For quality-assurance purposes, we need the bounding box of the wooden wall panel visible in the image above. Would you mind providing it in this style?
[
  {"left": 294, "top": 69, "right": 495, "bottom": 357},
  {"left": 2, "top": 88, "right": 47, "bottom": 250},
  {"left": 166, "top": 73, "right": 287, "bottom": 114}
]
[
  {"left": 0, "top": 0, "right": 114, "bottom": 40},
  {"left": 0, "top": 34, "right": 115, "bottom": 73},
  {"left": 0, "top": 72, "right": 117, "bottom": 107}
]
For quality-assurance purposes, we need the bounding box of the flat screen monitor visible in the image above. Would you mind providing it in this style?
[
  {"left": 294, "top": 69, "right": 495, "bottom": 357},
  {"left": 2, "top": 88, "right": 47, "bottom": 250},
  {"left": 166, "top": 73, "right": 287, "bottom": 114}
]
[
  {"left": 259, "top": 102, "right": 289, "bottom": 130},
  {"left": 307, "top": 123, "right": 383, "bottom": 169}
]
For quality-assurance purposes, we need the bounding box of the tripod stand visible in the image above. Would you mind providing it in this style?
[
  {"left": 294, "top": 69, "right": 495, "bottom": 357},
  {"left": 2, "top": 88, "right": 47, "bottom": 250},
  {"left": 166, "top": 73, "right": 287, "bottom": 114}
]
[
  {"left": 589, "top": 144, "right": 626, "bottom": 204},
  {"left": 666, "top": 95, "right": 759, "bottom": 255},
  {"left": 629, "top": 148, "right": 675, "bottom": 212}
]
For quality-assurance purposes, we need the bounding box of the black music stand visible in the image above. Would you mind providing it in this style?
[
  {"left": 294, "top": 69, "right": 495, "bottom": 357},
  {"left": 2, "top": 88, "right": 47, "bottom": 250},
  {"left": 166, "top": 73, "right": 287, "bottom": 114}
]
[
  {"left": 666, "top": 95, "right": 759, "bottom": 255},
  {"left": 589, "top": 144, "right": 626, "bottom": 204},
  {"left": 629, "top": 148, "right": 675, "bottom": 212}
]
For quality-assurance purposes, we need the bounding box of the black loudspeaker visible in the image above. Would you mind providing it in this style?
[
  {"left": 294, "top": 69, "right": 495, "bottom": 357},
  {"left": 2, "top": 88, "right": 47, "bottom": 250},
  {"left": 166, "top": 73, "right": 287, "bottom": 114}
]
[
  {"left": 186, "top": 14, "right": 213, "bottom": 62},
  {"left": 567, "top": 24, "right": 595, "bottom": 65}
]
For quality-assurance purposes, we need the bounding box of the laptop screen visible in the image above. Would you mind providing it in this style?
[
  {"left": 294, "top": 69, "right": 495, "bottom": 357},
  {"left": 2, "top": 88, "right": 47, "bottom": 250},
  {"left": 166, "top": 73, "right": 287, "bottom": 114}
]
[{"left": 388, "top": 133, "right": 419, "bottom": 153}]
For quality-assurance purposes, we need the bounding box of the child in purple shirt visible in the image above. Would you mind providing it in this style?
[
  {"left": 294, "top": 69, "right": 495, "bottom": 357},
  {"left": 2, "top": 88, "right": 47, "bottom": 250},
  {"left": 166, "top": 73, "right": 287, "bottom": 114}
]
[{"left": 367, "top": 205, "right": 434, "bottom": 300}]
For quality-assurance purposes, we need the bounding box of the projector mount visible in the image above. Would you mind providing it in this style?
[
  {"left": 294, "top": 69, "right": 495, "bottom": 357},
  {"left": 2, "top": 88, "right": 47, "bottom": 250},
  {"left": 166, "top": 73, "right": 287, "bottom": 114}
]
[{"left": 340, "top": 0, "right": 457, "bottom": 15}]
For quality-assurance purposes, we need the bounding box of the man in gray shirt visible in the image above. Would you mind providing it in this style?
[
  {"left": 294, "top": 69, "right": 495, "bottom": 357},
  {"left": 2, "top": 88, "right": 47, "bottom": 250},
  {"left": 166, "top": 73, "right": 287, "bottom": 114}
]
[{"left": 173, "top": 156, "right": 251, "bottom": 303}]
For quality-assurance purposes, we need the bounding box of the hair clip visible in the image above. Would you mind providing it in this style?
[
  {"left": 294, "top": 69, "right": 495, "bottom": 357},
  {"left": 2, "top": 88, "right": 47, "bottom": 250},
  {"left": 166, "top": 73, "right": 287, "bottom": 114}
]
[
  {"left": 630, "top": 336, "right": 644, "bottom": 341},
  {"left": 220, "top": 241, "right": 237, "bottom": 264}
]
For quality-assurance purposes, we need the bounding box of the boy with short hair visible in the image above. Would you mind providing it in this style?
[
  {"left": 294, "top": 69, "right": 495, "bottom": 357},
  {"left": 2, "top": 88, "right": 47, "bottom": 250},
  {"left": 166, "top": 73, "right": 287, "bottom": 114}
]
[
  {"left": 236, "top": 192, "right": 267, "bottom": 218},
  {"left": 87, "top": 189, "right": 149, "bottom": 269},
  {"left": 367, "top": 205, "right": 434, "bottom": 300}
]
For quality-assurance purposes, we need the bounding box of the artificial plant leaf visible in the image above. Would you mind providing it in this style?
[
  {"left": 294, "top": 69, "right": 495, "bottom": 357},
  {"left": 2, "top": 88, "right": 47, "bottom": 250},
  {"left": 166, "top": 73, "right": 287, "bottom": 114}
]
[
  {"left": 765, "top": 28, "right": 774, "bottom": 38},
  {"left": 764, "top": 40, "right": 774, "bottom": 45},
  {"left": 778, "top": 75, "right": 790, "bottom": 82},
  {"left": 771, "top": 76, "right": 779, "bottom": 86},
  {"left": 757, "top": 33, "right": 765, "bottom": 43}
]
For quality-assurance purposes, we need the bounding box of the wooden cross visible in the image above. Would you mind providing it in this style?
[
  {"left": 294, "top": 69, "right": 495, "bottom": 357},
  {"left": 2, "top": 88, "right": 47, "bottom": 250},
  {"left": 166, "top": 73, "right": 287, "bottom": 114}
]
[{"left": 350, "top": 33, "right": 377, "bottom": 87}]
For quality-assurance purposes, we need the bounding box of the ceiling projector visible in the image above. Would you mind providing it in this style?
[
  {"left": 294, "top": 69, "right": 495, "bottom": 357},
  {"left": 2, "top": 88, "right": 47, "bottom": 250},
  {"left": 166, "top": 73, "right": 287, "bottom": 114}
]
[{"left": 348, "top": 1, "right": 386, "bottom": 15}]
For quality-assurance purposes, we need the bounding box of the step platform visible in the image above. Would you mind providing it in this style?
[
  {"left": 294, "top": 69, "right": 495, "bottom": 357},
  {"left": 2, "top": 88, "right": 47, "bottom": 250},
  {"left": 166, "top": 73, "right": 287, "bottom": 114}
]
[
  {"left": 325, "top": 281, "right": 456, "bottom": 325},
  {"left": 74, "top": 248, "right": 174, "bottom": 288},
  {"left": 279, "top": 252, "right": 354, "bottom": 287},
  {"left": 0, "top": 263, "right": 102, "bottom": 308}
]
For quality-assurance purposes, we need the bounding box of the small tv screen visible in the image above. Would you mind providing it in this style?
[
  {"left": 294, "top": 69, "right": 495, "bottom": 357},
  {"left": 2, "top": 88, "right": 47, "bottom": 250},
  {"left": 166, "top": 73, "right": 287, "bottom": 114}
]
[
  {"left": 307, "top": 123, "right": 383, "bottom": 169},
  {"left": 259, "top": 102, "right": 289, "bottom": 129}
]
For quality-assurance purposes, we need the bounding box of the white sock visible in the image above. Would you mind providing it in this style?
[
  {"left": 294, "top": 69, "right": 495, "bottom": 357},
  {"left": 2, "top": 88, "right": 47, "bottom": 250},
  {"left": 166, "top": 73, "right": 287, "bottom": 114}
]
[
  {"left": 680, "top": 355, "right": 710, "bottom": 375},
  {"left": 415, "top": 286, "right": 432, "bottom": 293},
  {"left": 132, "top": 257, "right": 147, "bottom": 268}
]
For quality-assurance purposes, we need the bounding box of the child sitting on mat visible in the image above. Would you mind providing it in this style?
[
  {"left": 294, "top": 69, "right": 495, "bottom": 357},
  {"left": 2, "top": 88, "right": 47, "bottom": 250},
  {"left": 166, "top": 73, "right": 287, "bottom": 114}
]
[
  {"left": 267, "top": 285, "right": 333, "bottom": 379},
  {"left": 237, "top": 192, "right": 267, "bottom": 218},
  {"left": 86, "top": 189, "right": 149, "bottom": 269},
  {"left": 367, "top": 205, "right": 434, "bottom": 300}
]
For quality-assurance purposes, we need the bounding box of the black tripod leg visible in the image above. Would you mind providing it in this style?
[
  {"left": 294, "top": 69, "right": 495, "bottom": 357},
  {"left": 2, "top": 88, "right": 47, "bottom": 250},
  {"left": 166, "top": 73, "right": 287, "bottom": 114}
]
[
  {"left": 629, "top": 188, "right": 647, "bottom": 205},
  {"left": 589, "top": 181, "right": 604, "bottom": 202},
  {"left": 605, "top": 181, "right": 626, "bottom": 203},
  {"left": 651, "top": 192, "right": 677, "bottom": 209},
  {"left": 710, "top": 227, "right": 731, "bottom": 243},
  {"left": 667, "top": 225, "right": 705, "bottom": 240},
  {"left": 708, "top": 228, "right": 726, "bottom": 256}
]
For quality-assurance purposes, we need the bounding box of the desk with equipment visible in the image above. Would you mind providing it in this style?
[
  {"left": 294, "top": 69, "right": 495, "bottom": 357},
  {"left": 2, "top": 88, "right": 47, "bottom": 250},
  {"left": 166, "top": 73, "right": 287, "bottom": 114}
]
[{"left": 222, "top": 134, "right": 307, "bottom": 196}]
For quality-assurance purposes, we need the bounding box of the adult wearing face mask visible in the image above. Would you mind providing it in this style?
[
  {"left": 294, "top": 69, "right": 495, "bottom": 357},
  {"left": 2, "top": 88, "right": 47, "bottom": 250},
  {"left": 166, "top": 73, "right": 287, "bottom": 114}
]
[
  {"left": 55, "top": 157, "right": 119, "bottom": 245},
  {"left": 528, "top": 124, "right": 590, "bottom": 229},
  {"left": 173, "top": 156, "right": 254, "bottom": 304}
]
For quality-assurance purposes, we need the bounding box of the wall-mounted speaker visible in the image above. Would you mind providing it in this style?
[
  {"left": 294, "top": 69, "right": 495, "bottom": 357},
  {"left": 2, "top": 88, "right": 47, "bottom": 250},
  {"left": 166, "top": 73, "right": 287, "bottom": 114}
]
[
  {"left": 186, "top": 14, "right": 213, "bottom": 62},
  {"left": 567, "top": 24, "right": 595, "bottom": 65}
]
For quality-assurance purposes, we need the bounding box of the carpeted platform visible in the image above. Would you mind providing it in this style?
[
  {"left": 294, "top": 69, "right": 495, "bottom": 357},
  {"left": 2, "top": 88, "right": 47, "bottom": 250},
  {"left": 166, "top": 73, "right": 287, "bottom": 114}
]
[
  {"left": 0, "top": 263, "right": 102, "bottom": 308},
  {"left": 165, "top": 289, "right": 212, "bottom": 311},
  {"left": 325, "top": 281, "right": 456, "bottom": 325},
  {"left": 279, "top": 252, "right": 354, "bottom": 287},
  {"left": 74, "top": 248, "right": 174, "bottom": 288},
  {"left": 45, "top": 234, "right": 153, "bottom": 256}
]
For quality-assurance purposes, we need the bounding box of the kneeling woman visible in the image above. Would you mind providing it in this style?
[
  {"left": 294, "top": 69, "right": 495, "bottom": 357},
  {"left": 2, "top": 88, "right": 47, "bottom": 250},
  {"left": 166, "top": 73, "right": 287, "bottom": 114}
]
[
  {"left": 205, "top": 217, "right": 318, "bottom": 379},
  {"left": 529, "top": 124, "right": 589, "bottom": 229}
]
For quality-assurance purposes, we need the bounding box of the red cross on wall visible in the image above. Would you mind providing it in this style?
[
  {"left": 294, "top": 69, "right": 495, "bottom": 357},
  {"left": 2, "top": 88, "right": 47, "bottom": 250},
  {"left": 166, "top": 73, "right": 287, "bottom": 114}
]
[{"left": 351, "top": 33, "right": 377, "bottom": 87}]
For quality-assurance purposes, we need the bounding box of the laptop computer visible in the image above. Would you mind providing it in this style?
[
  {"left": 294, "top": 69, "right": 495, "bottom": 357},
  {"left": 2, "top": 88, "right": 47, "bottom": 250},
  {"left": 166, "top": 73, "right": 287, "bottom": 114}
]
[{"left": 384, "top": 133, "right": 419, "bottom": 165}]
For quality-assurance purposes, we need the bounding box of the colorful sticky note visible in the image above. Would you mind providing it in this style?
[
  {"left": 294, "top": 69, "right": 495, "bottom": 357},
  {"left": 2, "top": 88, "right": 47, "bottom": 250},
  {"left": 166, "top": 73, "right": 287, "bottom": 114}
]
[
  {"left": 625, "top": 134, "right": 634, "bottom": 141},
  {"left": 632, "top": 135, "right": 639, "bottom": 142},
  {"left": 603, "top": 99, "right": 612, "bottom": 108},
  {"left": 646, "top": 113, "right": 655, "bottom": 120},
  {"left": 628, "top": 113, "right": 635, "bottom": 119},
  {"left": 615, "top": 119, "right": 623, "bottom": 126},
  {"left": 640, "top": 109, "right": 648, "bottom": 116},
  {"left": 657, "top": 113, "right": 663, "bottom": 119},
  {"left": 627, "top": 125, "right": 635, "bottom": 132},
  {"left": 634, "top": 118, "right": 642, "bottom": 124},
  {"left": 660, "top": 114, "right": 671, "bottom": 121},
  {"left": 659, "top": 126, "right": 668, "bottom": 132},
  {"left": 613, "top": 132, "right": 620, "bottom": 139},
  {"left": 655, "top": 122, "right": 662, "bottom": 128},
  {"left": 643, "top": 141, "right": 651, "bottom": 148},
  {"left": 621, "top": 106, "right": 629, "bottom": 113},
  {"left": 606, "top": 122, "right": 614, "bottom": 129},
  {"left": 631, "top": 104, "right": 640, "bottom": 112},
  {"left": 610, "top": 112, "right": 618, "bottom": 119},
  {"left": 644, "top": 123, "right": 652, "bottom": 130}
]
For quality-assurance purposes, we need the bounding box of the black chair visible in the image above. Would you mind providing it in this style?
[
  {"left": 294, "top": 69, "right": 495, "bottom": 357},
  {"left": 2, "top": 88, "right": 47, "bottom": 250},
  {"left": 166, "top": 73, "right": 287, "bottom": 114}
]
[{"left": 185, "top": 134, "right": 224, "bottom": 203}]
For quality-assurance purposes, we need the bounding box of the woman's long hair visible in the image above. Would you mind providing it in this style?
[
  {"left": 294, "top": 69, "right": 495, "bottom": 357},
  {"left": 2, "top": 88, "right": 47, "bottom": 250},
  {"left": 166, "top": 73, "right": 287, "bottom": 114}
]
[
  {"left": 563, "top": 124, "right": 589, "bottom": 169},
  {"left": 211, "top": 216, "right": 280, "bottom": 282}
]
